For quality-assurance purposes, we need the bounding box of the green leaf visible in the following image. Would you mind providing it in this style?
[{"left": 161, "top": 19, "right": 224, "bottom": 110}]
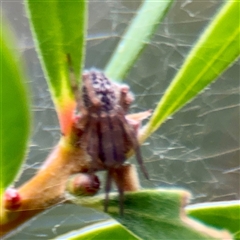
[
  {"left": 105, "top": 0, "right": 174, "bottom": 81},
  {"left": 56, "top": 220, "right": 140, "bottom": 240},
  {"left": 25, "top": 0, "right": 86, "bottom": 133},
  {"left": 76, "top": 189, "right": 231, "bottom": 239},
  {"left": 0, "top": 22, "right": 30, "bottom": 195},
  {"left": 187, "top": 201, "right": 240, "bottom": 240},
  {"left": 141, "top": 0, "right": 240, "bottom": 140}
]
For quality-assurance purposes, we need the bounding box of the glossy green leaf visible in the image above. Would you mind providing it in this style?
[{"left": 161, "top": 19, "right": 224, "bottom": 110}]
[
  {"left": 187, "top": 201, "right": 240, "bottom": 240},
  {"left": 0, "top": 24, "right": 30, "bottom": 195},
  {"left": 76, "top": 189, "right": 231, "bottom": 239},
  {"left": 105, "top": 0, "right": 174, "bottom": 81},
  {"left": 25, "top": 0, "right": 86, "bottom": 132},
  {"left": 141, "top": 0, "right": 240, "bottom": 140},
  {"left": 56, "top": 220, "right": 139, "bottom": 240}
]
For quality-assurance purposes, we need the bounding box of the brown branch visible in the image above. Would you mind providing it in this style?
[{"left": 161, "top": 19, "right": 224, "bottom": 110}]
[{"left": 0, "top": 137, "right": 90, "bottom": 237}]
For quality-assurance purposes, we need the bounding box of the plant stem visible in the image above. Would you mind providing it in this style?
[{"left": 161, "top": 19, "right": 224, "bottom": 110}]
[{"left": 0, "top": 137, "right": 89, "bottom": 237}]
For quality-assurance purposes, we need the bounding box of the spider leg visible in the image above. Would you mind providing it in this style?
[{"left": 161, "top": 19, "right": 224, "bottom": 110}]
[
  {"left": 104, "top": 169, "right": 113, "bottom": 213},
  {"left": 99, "top": 114, "right": 127, "bottom": 214},
  {"left": 118, "top": 111, "right": 149, "bottom": 180},
  {"left": 86, "top": 115, "right": 100, "bottom": 170},
  {"left": 104, "top": 169, "right": 124, "bottom": 215},
  {"left": 133, "top": 143, "right": 149, "bottom": 180},
  {"left": 126, "top": 110, "right": 152, "bottom": 122},
  {"left": 99, "top": 114, "right": 126, "bottom": 167},
  {"left": 110, "top": 114, "right": 125, "bottom": 166},
  {"left": 99, "top": 115, "right": 115, "bottom": 168},
  {"left": 82, "top": 72, "right": 101, "bottom": 107},
  {"left": 115, "top": 175, "right": 124, "bottom": 216},
  {"left": 118, "top": 85, "right": 134, "bottom": 113}
]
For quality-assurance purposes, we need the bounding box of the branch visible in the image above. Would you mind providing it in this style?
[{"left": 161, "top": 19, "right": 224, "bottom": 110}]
[{"left": 0, "top": 136, "right": 89, "bottom": 236}]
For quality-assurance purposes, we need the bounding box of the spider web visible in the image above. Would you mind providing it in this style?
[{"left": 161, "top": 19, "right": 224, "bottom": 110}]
[{"left": 2, "top": 0, "right": 240, "bottom": 239}]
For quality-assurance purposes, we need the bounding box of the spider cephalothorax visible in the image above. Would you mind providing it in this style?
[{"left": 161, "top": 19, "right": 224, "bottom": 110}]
[
  {"left": 78, "top": 69, "right": 149, "bottom": 215},
  {"left": 82, "top": 71, "right": 116, "bottom": 112}
]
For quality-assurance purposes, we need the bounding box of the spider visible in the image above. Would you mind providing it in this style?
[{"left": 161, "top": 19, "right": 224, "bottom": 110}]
[{"left": 77, "top": 69, "right": 149, "bottom": 215}]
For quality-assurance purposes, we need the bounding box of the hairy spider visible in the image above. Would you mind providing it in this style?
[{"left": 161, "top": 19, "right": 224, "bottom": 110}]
[{"left": 77, "top": 69, "right": 149, "bottom": 215}]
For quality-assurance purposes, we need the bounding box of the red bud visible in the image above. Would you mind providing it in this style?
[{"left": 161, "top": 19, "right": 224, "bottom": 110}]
[{"left": 4, "top": 188, "right": 21, "bottom": 211}]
